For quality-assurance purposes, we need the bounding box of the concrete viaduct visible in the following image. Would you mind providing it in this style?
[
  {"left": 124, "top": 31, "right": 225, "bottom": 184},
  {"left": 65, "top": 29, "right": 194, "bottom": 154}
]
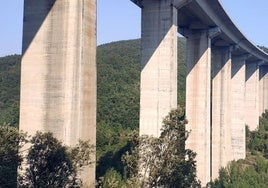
[{"left": 20, "top": 0, "right": 268, "bottom": 186}]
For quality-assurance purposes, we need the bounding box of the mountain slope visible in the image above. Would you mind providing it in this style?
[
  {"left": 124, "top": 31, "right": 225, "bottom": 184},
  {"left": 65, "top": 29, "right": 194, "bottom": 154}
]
[
  {"left": 0, "top": 38, "right": 187, "bottom": 128},
  {"left": 0, "top": 55, "right": 21, "bottom": 126},
  {"left": 97, "top": 38, "right": 186, "bottom": 129}
]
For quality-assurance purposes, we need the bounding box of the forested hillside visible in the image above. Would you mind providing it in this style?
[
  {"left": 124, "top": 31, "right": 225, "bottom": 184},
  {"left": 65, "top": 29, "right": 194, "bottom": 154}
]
[
  {"left": 97, "top": 38, "right": 186, "bottom": 129},
  {"left": 1, "top": 39, "right": 268, "bottom": 187},
  {"left": 0, "top": 38, "right": 186, "bottom": 128},
  {"left": 0, "top": 38, "right": 187, "bottom": 180},
  {"left": 0, "top": 55, "right": 21, "bottom": 126},
  {"left": 96, "top": 38, "right": 186, "bottom": 178}
]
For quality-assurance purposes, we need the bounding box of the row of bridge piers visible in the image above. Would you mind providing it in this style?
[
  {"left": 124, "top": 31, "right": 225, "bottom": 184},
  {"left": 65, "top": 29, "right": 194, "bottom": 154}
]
[
  {"left": 20, "top": 0, "right": 268, "bottom": 187},
  {"left": 138, "top": 0, "right": 268, "bottom": 185}
]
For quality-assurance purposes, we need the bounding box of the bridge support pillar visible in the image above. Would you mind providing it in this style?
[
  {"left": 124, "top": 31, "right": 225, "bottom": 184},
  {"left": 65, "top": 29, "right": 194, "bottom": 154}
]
[
  {"left": 245, "top": 62, "right": 259, "bottom": 130},
  {"left": 20, "top": 0, "right": 96, "bottom": 186},
  {"left": 185, "top": 30, "right": 212, "bottom": 186},
  {"left": 259, "top": 65, "right": 268, "bottom": 116},
  {"left": 230, "top": 55, "right": 246, "bottom": 161},
  {"left": 211, "top": 46, "right": 232, "bottom": 180},
  {"left": 139, "top": 0, "right": 178, "bottom": 137}
]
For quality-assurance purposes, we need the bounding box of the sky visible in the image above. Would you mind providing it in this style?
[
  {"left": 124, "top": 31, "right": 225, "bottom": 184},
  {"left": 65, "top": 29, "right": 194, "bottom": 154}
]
[{"left": 0, "top": 0, "right": 268, "bottom": 57}]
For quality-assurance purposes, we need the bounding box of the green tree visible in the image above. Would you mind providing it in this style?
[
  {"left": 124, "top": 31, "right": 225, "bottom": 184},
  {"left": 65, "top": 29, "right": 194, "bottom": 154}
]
[
  {"left": 210, "top": 158, "right": 268, "bottom": 188},
  {"left": 122, "top": 106, "right": 201, "bottom": 187},
  {"left": 19, "top": 132, "right": 94, "bottom": 187},
  {"left": 247, "top": 110, "right": 268, "bottom": 158},
  {"left": 97, "top": 168, "right": 124, "bottom": 188},
  {"left": 0, "top": 55, "right": 21, "bottom": 126},
  {"left": 0, "top": 125, "right": 27, "bottom": 188},
  {"left": 96, "top": 121, "right": 132, "bottom": 180}
]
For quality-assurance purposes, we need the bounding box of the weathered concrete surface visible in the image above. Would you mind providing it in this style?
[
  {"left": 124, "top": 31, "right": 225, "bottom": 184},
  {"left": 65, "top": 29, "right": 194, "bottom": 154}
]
[
  {"left": 20, "top": 0, "right": 96, "bottom": 186},
  {"left": 231, "top": 55, "right": 246, "bottom": 160},
  {"left": 259, "top": 66, "right": 264, "bottom": 117},
  {"left": 262, "top": 66, "right": 268, "bottom": 112},
  {"left": 139, "top": 0, "right": 178, "bottom": 137},
  {"left": 245, "top": 62, "right": 259, "bottom": 131},
  {"left": 185, "top": 30, "right": 211, "bottom": 186},
  {"left": 259, "top": 66, "right": 268, "bottom": 116},
  {"left": 131, "top": 0, "right": 268, "bottom": 186},
  {"left": 211, "top": 47, "right": 232, "bottom": 180}
]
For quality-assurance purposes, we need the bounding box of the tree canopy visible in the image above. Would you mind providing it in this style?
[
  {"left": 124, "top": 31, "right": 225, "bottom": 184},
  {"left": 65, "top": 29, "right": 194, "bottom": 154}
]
[
  {"left": 99, "top": 107, "right": 201, "bottom": 187},
  {"left": 0, "top": 127, "right": 94, "bottom": 187},
  {"left": 0, "top": 126, "right": 26, "bottom": 188}
]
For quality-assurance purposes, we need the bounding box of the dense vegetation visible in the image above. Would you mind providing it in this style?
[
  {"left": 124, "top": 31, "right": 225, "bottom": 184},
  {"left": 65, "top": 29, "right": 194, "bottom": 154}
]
[
  {"left": 0, "top": 127, "right": 93, "bottom": 188},
  {"left": 1, "top": 39, "right": 268, "bottom": 187},
  {"left": 0, "top": 126, "right": 23, "bottom": 187},
  {"left": 0, "top": 38, "right": 187, "bottom": 186},
  {"left": 0, "top": 55, "right": 20, "bottom": 126},
  {"left": 124, "top": 107, "right": 200, "bottom": 187},
  {"left": 96, "top": 38, "right": 186, "bottom": 181},
  {"left": 97, "top": 38, "right": 186, "bottom": 129},
  {"left": 210, "top": 112, "right": 268, "bottom": 188}
]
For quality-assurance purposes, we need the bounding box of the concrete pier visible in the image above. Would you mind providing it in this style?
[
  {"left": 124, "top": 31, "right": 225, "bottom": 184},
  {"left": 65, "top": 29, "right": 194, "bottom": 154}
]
[
  {"left": 20, "top": 0, "right": 96, "bottom": 186},
  {"left": 262, "top": 66, "right": 268, "bottom": 112},
  {"left": 185, "top": 30, "right": 212, "bottom": 185},
  {"left": 132, "top": 0, "right": 268, "bottom": 186},
  {"left": 211, "top": 47, "right": 232, "bottom": 180},
  {"left": 231, "top": 55, "right": 246, "bottom": 160},
  {"left": 245, "top": 62, "right": 259, "bottom": 130},
  {"left": 19, "top": 0, "right": 268, "bottom": 186},
  {"left": 259, "top": 65, "right": 268, "bottom": 116},
  {"left": 139, "top": 0, "right": 178, "bottom": 137}
]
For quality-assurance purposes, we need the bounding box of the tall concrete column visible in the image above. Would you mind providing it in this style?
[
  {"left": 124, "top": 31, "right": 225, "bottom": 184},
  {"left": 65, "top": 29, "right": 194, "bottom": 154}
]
[
  {"left": 245, "top": 62, "right": 259, "bottom": 131},
  {"left": 231, "top": 55, "right": 246, "bottom": 161},
  {"left": 259, "top": 65, "right": 264, "bottom": 117},
  {"left": 139, "top": 0, "right": 178, "bottom": 137},
  {"left": 20, "top": 0, "right": 96, "bottom": 186},
  {"left": 211, "top": 46, "right": 232, "bottom": 180},
  {"left": 262, "top": 66, "right": 268, "bottom": 112},
  {"left": 185, "top": 29, "right": 214, "bottom": 186},
  {"left": 259, "top": 65, "right": 268, "bottom": 116}
]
